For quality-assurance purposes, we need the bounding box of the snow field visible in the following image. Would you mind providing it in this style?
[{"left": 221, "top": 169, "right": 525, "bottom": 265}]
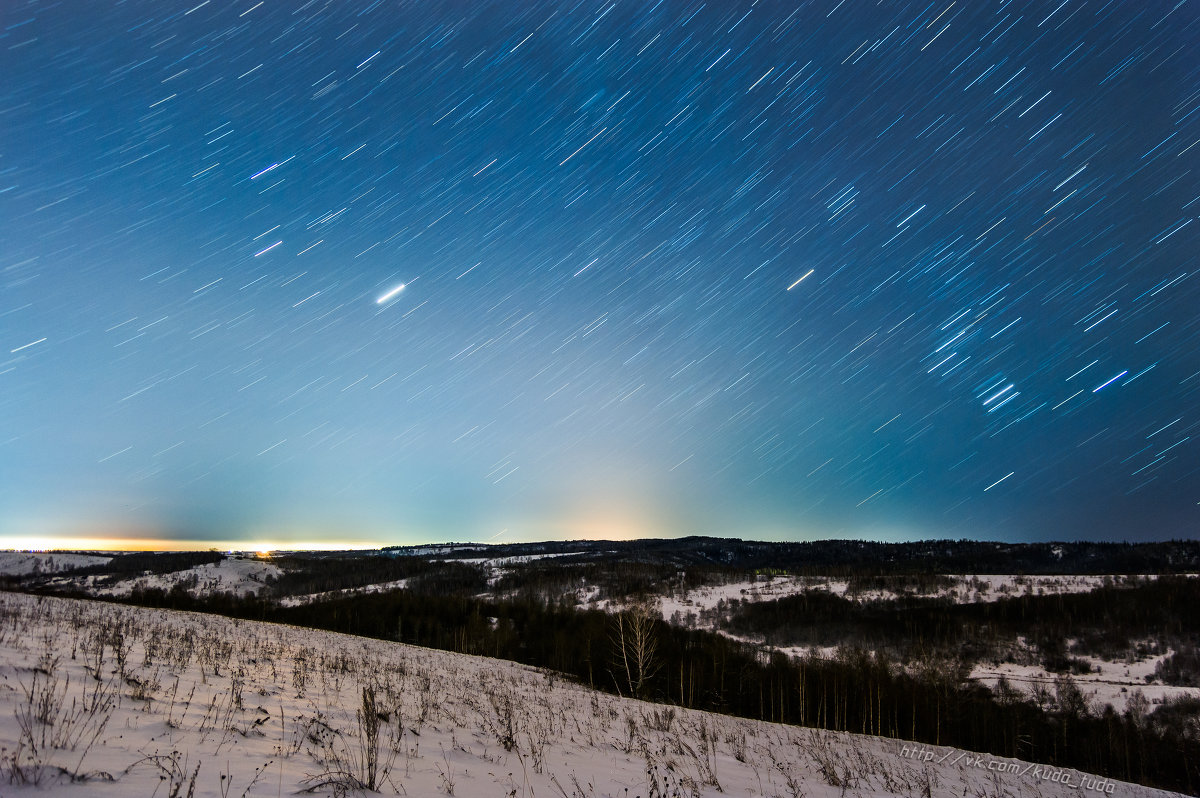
[
  {"left": 0, "top": 593, "right": 1180, "bottom": 797},
  {"left": 969, "top": 653, "right": 1200, "bottom": 715},
  {"left": 0, "top": 553, "right": 112, "bottom": 577},
  {"left": 46, "top": 557, "right": 283, "bottom": 599},
  {"left": 652, "top": 574, "right": 1165, "bottom": 626}
]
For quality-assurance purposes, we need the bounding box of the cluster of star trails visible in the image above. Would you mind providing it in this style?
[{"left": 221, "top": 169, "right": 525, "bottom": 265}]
[{"left": 1, "top": 0, "right": 1196, "bottom": 546}]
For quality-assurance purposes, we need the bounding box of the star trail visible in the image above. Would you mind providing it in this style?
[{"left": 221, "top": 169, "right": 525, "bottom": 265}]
[{"left": 1, "top": 0, "right": 1197, "bottom": 549}]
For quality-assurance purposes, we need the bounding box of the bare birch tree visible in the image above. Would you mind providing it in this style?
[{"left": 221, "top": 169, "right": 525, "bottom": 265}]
[{"left": 612, "top": 602, "right": 660, "bottom": 698}]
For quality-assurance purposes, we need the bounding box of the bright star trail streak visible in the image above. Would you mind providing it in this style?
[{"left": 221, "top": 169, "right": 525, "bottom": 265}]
[
  {"left": 984, "top": 473, "right": 1015, "bottom": 492},
  {"left": 1, "top": 0, "right": 1196, "bottom": 550},
  {"left": 376, "top": 284, "right": 406, "bottom": 304},
  {"left": 787, "top": 270, "right": 815, "bottom": 291},
  {"left": 1093, "top": 372, "right": 1129, "bottom": 393},
  {"left": 9, "top": 338, "right": 47, "bottom": 354}
]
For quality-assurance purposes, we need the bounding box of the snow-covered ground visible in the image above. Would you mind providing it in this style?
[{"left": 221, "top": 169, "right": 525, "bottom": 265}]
[
  {"left": 650, "top": 574, "right": 1164, "bottom": 625},
  {"left": 14, "top": 553, "right": 1197, "bottom": 734},
  {"left": 456, "top": 551, "right": 585, "bottom": 567},
  {"left": 11, "top": 547, "right": 1172, "bottom": 614},
  {"left": 47, "top": 557, "right": 282, "bottom": 598},
  {"left": 0, "top": 552, "right": 111, "bottom": 576},
  {"left": 0, "top": 593, "right": 1177, "bottom": 798},
  {"left": 970, "top": 652, "right": 1200, "bottom": 714},
  {"left": 638, "top": 575, "right": 1200, "bottom": 717},
  {"left": 278, "top": 578, "right": 411, "bottom": 607}
]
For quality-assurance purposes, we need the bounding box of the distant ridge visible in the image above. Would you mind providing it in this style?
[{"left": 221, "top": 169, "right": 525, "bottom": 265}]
[{"left": 382, "top": 537, "right": 1200, "bottom": 575}]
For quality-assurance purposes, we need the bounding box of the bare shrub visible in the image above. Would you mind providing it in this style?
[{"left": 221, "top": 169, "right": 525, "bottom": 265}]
[
  {"left": 436, "top": 744, "right": 456, "bottom": 795},
  {"left": 134, "top": 751, "right": 200, "bottom": 798},
  {"left": 301, "top": 683, "right": 397, "bottom": 794},
  {"left": 219, "top": 758, "right": 274, "bottom": 798},
  {"left": 486, "top": 687, "right": 518, "bottom": 752},
  {"left": 645, "top": 760, "right": 697, "bottom": 798},
  {"left": 6, "top": 669, "right": 113, "bottom": 784}
]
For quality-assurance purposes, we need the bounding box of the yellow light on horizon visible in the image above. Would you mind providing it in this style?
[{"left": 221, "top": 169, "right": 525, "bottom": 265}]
[{"left": 0, "top": 535, "right": 383, "bottom": 553}]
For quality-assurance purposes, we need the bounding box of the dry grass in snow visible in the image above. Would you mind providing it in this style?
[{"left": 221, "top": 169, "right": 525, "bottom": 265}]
[{"left": 0, "top": 593, "right": 1180, "bottom": 798}]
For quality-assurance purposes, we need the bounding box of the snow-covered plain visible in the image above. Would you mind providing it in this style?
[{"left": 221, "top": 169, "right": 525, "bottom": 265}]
[
  {"left": 278, "top": 578, "right": 411, "bottom": 607},
  {"left": 0, "top": 593, "right": 1179, "bottom": 797},
  {"left": 649, "top": 574, "right": 1164, "bottom": 625},
  {"left": 969, "top": 653, "right": 1200, "bottom": 715}
]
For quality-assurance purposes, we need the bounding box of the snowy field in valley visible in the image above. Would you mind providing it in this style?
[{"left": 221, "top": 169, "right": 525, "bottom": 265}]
[
  {"left": 277, "top": 578, "right": 411, "bottom": 607},
  {"left": 607, "top": 574, "right": 1200, "bottom": 719},
  {"left": 969, "top": 653, "right": 1200, "bottom": 715},
  {"left": 0, "top": 593, "right": 1180, "bottom": 798},
  {"left": 649, "top": 574, "right": 1164, "bottom": 625}
]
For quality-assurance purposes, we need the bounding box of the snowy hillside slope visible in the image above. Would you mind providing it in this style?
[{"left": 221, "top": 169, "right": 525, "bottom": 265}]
[
  {"left": 0, "top": 593, "right": 1181, "bottom": 797},
  {"left": 46, "top": 556, "right": 282, "bottom": 598},
  {"left": 0, "top": 553, "right": 111, "bottom": 576},
  {"left": 19, "top": 551, "right": 1200, "bottom": 733}
]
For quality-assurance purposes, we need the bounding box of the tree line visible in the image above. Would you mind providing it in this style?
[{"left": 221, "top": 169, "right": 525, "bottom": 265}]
[{"left": 723, "top": 576, "right": 1200, "bottom": 667}]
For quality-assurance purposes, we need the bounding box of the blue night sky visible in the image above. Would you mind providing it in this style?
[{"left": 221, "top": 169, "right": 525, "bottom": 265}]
[{"left": 2, "top": 0, "right": 1198, "bottom": 549}]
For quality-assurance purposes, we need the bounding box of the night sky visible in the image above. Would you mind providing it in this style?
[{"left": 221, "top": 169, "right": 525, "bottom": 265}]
[{"left": 2, "top": 1, "right": 1198, "bottom": 550}]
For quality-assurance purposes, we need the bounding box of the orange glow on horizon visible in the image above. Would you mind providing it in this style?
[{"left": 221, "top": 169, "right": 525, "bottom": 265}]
[{"left": 0, "top": 535, "right": 383, "bottom": 553}]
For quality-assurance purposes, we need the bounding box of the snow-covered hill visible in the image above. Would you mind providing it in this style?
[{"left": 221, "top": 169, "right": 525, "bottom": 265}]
[
  {"left": 44, "top": 556, "right": 282, "bottom": 598},
  {"left": 19, "top": 551, "right": 1198, "bottom": 730},
  {"left": 0, "top": 593, "right": 1179, "bottom": 797},
  {"left": 0, "top": 552, "right": 111, "bottom": 576}
]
